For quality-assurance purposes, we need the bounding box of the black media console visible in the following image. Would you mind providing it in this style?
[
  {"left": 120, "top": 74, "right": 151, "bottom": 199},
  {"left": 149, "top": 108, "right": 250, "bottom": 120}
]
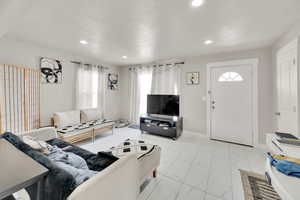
[{"left": 140, "top": 114, "right": 183, "bottom": 140}]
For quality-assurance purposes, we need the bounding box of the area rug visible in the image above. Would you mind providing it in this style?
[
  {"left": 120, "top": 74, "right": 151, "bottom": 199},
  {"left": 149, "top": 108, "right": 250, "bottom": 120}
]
[{"left": 240, "top": 170, "right": 281, "bottom": 200}]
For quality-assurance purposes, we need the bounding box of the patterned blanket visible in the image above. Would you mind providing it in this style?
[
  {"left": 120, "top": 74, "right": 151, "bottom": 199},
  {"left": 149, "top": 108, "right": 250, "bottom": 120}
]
[
  {"left": 57, "top": 119, "right": 114, "bottom": 134},
  {"left": 110, "top": 139, "right": 157, "bottom": 159}
]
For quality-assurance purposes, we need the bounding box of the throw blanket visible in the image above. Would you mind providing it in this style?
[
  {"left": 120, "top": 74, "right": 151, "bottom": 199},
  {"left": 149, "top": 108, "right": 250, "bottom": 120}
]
[
  {"left": 2, "top": 132, "right": 118, "bottom": 200},
  {"left": 48, "top": 146, "right": 97, "bottom": 186},
  {"left": 47, "top": 138, "right": 119, "bottom": 171},
  {"left": 268, "top": 152, "right": 300, "bottom": 178}
]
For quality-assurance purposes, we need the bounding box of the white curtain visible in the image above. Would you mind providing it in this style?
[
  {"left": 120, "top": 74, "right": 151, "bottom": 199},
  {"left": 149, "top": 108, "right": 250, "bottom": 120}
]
[
  {"left": 129, "top": 66, "right": 152, "bottom": 124},
  {"left": 151, "top": 64, "right": 181, "bottom": 95},
  {"left": 129, "top": 68, "right": 139, "bottom": 124},
  {"left": 98, "top": 67, "right": 106, "bottom": 118},
  {"left": 128, "top": 63, "right": 182, "bottom": 124},
  {"left": 76, "top": 64, "right": 106, "bottom": 113}
]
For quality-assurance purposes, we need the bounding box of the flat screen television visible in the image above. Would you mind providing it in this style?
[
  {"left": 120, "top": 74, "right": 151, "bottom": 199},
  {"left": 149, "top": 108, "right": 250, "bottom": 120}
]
[{"left": 147, "top": 95, "right": 180, "bottom": 116}]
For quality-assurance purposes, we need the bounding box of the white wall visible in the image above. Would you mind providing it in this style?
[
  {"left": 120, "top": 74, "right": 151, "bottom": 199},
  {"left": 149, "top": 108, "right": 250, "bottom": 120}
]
[
  {"left": 40, "top": 61, "right": 76, "bottom": 125},
  {"left": 0, "top": 37, "right": 121, "bottom": 126},
  {"left": 103, "top": 67, "right": 122, "bottom": 121},
  {"left": 120, "top": 47, "right": 274, "bottom": 144}
]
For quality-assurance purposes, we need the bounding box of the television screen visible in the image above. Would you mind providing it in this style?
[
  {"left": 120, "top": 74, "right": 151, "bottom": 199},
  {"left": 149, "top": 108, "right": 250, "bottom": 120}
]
[{"left": 147, "top": 95, "right": 180, "bottom": 116}]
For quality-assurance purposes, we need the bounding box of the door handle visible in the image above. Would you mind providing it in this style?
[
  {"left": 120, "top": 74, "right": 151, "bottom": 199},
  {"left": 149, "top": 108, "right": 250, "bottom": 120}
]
[
  {"left": 211, "top": 101, "right": 216, "bottom": 109},
  {"left": 275, "top": 112, "right": 281, "bottom": 116}
]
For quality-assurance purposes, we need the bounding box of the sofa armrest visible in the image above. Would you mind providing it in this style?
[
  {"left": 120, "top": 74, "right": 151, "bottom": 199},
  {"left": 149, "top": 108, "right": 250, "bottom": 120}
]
[
  {"left": 138, "top": 146, "right": 161, "bottom": 184},
  {"left": 67, "top": 154, "right": 139, "bottom": 200},
  {"left": 21, "top": 127, "right": 58, "bottom": 141}
]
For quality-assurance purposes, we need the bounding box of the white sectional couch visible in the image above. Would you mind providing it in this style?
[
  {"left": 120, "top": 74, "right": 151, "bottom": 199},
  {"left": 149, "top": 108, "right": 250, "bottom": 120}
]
[
  {"left": 20, "top": 127, "right": 161, "bottom": 200},
  {"left": 21, "top": 127, "right": 139, "bottom": 200}
]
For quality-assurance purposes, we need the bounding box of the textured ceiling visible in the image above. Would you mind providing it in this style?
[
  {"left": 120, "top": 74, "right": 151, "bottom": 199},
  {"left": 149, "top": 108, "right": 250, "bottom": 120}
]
[
  {"left": 3, "top": 0, "right": 300, "bottom": 65},
  {"left": 0, "top": 0, "right": 33, "bottom": 38}
]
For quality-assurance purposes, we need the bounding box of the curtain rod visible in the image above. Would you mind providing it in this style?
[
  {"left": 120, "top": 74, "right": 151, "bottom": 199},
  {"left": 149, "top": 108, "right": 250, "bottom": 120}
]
[
  {"left": 40, "top": 57, "right": 109, "bottom": 70},
  {"left": 129, "top": 61, "right": 184, "bottom": 70},
  {"left": 70, "top": 61, "right": 109, "bottom": 69},
  {"left": 154, "top": 61, "right": 184, "bottom": 67}
]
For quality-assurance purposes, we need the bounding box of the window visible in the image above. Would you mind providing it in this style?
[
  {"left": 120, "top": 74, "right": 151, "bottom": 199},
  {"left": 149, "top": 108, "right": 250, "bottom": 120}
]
[
  {"left": 76, "top": 66, "right": 99, "bottom": 109},
  {"left": 218, "top": 72, "right": 243, "bottom": 82}
]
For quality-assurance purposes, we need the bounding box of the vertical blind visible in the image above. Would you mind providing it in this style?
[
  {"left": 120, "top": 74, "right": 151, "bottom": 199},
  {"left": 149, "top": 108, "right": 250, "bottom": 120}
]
[{"left": 0, "top": 64, "right": 40, "bottom": 134}]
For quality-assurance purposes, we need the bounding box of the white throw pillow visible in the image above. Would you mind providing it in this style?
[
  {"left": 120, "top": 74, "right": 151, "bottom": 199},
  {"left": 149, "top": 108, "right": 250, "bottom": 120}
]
[
  {"left": 22, "top": 136, "right": 53, "bottom": 155},
  {"left": 54, "top": 110, "right": 81, "bottom": 128},
  {"left": 81, "top": 108, "right": 102, "bottom": 123}
]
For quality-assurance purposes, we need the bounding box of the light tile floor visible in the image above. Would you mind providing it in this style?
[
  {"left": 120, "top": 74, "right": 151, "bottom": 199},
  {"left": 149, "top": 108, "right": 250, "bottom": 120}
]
[
  {"left": 14, "top": 127, "right": 266, "bottom": 200},
  {"left": 79, "top": 127, "right": 266, "bottom": 200}
]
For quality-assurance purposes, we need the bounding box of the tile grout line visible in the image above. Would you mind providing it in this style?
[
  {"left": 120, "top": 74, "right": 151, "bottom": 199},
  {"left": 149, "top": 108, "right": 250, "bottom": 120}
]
[
  {"left": 143, "top": 143, "right": 185, "bottom": 200},
  {"left": 202, "top": 143, "right": 214, "bottom": 199},
  {"left": 204, "top": 143, "right": 232, "bottom": 200},
  {"left": 174, "top": 146, "right": 203, "bottom": 200},
  {"left": 143, "top": 178, "right": 162, "bottom": 200},
  {"left": 159, "top": 172, "right": 207, "bottom": 195}
]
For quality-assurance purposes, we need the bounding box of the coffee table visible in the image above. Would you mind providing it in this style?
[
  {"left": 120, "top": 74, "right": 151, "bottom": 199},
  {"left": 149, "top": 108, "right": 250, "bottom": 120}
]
[
  {"left": 93, "top": 120, "right": 115, "bottom": 139},
  {"left": 58, "top": 120, "right": 115, "bottom": 144}
]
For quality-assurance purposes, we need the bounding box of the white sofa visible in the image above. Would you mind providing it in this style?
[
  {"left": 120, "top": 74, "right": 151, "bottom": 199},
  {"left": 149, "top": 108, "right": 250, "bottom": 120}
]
[
  {"left": 53, "top": 109, "right": 104, "bottom": 128},
  {"left": 53, "top": 109, "right": 114, "bottom": 144},
  {"left": 21, "top": 127, "right": 139, "bottom": 200}
]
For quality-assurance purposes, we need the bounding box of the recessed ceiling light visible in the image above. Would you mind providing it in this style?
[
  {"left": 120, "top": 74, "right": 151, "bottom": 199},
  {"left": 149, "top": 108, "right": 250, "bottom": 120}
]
[
  {"left": 192, "top": 0, "right": 205, "bottom": 7},
  {"left": 80, "top": 40, "right": 88, "bottom": 45},
  {"left": 122, "top": 56, "right": 128, "bottom": 59},
  {"left": 204, "top": 40, "right": 214, "bottom": 45}
]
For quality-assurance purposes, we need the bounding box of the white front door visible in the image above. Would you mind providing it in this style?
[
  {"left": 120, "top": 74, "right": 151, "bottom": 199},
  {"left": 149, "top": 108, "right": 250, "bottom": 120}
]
[
  {"left": 210, "top": 64, "right": 253, "bottom": 146},
  {"left": 276, "top": 39, "right": 298, "bottom": 136}
]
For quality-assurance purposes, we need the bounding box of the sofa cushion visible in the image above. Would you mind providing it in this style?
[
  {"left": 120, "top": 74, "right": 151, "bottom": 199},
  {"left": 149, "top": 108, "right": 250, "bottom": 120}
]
[
  {"left": 23, "top": 136, "right": 53, "bottom": 155},
  {"left": 81, "top": 108, "right": 102, "bottom": 123},
  {"left": 54, "top": 110, "right": 80, "bottom": 128}
]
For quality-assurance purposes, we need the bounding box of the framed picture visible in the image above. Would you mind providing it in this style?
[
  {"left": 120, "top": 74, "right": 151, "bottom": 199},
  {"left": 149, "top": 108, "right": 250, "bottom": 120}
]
[
  {"left": 108, "top": 73, "right": 119, "bottom": 90},
  {"left": 186, "top": 72, "right": 200, "bottom": 85},
  {"left": 40, "top": 57, "right": 62, "bottom": 84}
]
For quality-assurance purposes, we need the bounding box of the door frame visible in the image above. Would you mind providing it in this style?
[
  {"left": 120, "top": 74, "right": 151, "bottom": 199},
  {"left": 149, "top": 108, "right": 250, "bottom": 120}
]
[
  {"left": 276, "top": 38, "right": 298, "bottom": 136},
  {"left": 206, "top": 58, "right": 259, "bottom": 147}
]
